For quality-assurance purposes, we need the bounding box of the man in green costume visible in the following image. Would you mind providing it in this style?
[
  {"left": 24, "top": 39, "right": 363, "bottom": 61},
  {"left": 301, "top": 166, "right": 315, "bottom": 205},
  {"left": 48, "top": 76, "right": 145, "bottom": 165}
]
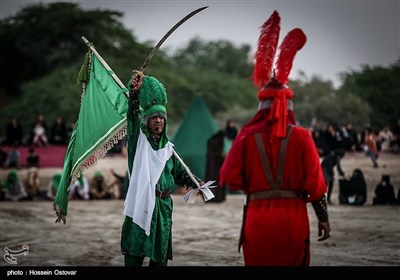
[{"left": 121, "top": 73, "right": 201, "bottom": 266}]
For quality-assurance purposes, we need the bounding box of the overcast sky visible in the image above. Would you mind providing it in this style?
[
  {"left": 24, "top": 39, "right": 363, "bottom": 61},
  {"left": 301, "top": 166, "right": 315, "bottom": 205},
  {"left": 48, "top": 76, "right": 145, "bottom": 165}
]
[{"left": 1, "top": 0, "right": 399, "bottom": 88}]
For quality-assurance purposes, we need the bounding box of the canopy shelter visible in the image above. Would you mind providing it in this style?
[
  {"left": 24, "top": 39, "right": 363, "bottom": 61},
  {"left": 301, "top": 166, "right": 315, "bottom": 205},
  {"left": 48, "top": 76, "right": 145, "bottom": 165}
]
[{"left": 171, "top": 96, "right": 219, "bottom": 184}]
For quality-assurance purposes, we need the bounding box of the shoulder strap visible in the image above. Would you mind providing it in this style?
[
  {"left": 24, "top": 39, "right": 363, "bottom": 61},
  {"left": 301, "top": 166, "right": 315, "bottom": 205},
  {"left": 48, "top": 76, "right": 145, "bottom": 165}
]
[
  {"left": 276, "top": 125, "right": 294, "bottom": 187},
  {"left": 254, "top": 125, "right": 294, "bottom": 190},
  {"left": 255, "top": 133, "right": 278, "bottom": 189}
]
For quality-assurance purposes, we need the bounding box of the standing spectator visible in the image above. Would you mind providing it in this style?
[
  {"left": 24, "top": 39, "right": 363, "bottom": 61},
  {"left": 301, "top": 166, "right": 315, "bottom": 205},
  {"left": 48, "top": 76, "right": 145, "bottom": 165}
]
[
  {"left": 342, "top": 121, "right": 362, "bottom": 152},
  {"left": 205, "top": 130, "right": 228, "bottom": 202},
  {"left": 50, "top": 116, "right": 67, "bottom": 145},
  {"left": 364, "top": 127, "right": 379, "bottom": 168},
  {"left": 225, "top": 119, "right": 238, "bottom": 141},
  {"left": 323, "top": 122, "right": 344, "bottom": 154},
  {"left": 312, "top": 128, "right": 329, "bottom": 157},
  {"left": 391, "top": 118, "right": 400, "bottom": 154},
  {"left": 321, "top": 148, "right": 346, "bottom": 204},
  {"left": 377, "top": 125, "right": 394, "bottom": 152},
  {"left": 5, "top": 116, "right": 23, "bottom": 146}
]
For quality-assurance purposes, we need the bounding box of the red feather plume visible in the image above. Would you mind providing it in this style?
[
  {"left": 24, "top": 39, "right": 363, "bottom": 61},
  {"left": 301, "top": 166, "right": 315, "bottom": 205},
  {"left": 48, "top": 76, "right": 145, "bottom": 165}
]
[
  {"left": 275, "top": 28, "right": 307, "bottom": 84},
  {"left": 252, "top": 10, "right": 281, "bottom": 88}
]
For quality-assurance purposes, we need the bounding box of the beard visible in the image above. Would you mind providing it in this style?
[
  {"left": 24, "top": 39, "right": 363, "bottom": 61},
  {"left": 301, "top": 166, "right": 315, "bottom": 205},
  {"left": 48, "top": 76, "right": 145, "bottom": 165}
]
[{"left": 149, "top": 124, "right": 164, "bottom": 136}]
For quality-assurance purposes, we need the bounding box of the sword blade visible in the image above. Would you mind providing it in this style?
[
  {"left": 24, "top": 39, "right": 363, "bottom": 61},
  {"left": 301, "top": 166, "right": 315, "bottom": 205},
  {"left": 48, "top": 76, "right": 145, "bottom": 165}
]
[{"left": 139, "top": 6, "right": 208, "bottom": 72}]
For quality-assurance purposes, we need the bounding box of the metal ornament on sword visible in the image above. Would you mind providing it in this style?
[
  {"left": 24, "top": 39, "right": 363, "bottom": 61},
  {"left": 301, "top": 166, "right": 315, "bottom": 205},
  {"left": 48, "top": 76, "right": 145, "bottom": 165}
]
[{"left": 82, "top": 6, "right": 215, "bottom": 202}]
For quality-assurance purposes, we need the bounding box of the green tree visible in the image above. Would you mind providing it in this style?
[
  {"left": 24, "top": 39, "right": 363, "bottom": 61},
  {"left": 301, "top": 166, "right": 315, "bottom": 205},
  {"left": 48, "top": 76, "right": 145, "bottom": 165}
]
[
  {"left": 168, "top": 38, "right": 256, "bottom": 124},
  {"left": 0, "top": 2, "right": 148, "bottom": 98},
  {"left": 291, "top": 75, "right": 370, "bottom": 131},
  {"left": 5, "top": 66, "right": 81, "bottom": 142},
  {"left": 172, "top": 37, "right": 253, "bottom": 78},
  {"left": 0, "top": 2, "right": 153, "bottom": 137},
  {"left": 338, "top": 61, "right": 400, "bottom": 128}
]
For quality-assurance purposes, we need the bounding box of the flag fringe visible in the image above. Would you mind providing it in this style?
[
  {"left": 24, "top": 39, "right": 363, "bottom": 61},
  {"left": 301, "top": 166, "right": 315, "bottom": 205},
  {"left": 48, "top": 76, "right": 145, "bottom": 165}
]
[
  {"left": 53, "top": 202, "right": 67, "bottom": 224},
  {"left": 70, "top": 125, "right": 127, "bottom": 186},
  {"left": 53, "top": 125, "right": 126, "bottom": 224}
]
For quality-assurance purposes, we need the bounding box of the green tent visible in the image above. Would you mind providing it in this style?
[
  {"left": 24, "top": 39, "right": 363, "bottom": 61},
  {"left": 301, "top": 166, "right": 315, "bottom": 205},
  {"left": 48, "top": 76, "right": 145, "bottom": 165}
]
[{"left": 171, "top": 96, "right": 219, "bottom": 181}]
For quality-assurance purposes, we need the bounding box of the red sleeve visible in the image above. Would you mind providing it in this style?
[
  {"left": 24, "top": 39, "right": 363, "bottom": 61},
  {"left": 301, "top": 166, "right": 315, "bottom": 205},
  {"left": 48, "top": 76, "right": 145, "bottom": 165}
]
[
  {"left": 219, "top": 136, "right": 246, "bottom": 191},
  {"left": 299, "top": 129, "right": 327, "bottom": 202}
]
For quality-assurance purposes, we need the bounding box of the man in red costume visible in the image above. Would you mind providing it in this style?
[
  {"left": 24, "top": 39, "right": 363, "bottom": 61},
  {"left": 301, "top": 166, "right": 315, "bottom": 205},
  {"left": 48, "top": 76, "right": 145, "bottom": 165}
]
[{"left": 219, "top": 10, "right": 330, "bottom": 266}]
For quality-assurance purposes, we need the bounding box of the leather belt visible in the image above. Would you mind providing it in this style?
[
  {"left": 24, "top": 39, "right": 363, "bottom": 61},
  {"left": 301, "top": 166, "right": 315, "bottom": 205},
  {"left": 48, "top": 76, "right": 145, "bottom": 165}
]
[
  {"left": 155, "top": 189, "right": 170, "bottom": 198},
  {"left": 248, "top": 189, "right": 302, "bottom": 201}
]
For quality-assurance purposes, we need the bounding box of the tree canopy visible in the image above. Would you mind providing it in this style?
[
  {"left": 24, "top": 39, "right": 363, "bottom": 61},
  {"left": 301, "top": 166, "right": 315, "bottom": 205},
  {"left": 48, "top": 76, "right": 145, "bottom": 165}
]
[
  {"left": 338, "top": 61, "right": 400, "bottom": 128},
  {"left": 1, "top": 3, "right": 398, "bottom": 143}
]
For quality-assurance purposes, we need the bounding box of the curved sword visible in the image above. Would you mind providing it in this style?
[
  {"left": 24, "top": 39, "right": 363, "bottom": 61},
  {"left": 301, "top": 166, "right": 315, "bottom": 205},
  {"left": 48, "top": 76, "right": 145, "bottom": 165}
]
[{"left": 139, "top": 6, "right": 208, "bottom": 72}]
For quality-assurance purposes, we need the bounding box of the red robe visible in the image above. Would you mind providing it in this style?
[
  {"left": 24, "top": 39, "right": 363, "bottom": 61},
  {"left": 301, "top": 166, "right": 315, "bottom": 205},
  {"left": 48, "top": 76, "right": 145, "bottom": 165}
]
[{"left": 220, "top": 109, "right": 327, "bottom": 266}]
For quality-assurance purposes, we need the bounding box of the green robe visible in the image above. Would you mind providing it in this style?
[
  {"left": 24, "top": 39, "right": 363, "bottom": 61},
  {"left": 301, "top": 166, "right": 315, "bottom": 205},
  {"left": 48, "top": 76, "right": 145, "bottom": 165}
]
[{"left": 120, "top": 105, "right": 188, "bottom": 263}]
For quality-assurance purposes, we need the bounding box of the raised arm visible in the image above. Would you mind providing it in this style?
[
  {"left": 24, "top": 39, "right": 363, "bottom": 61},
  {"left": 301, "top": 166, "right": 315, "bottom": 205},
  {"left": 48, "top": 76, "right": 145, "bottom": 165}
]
[{"left": 127, "top": 74, "right": 143, "bottom": 173}]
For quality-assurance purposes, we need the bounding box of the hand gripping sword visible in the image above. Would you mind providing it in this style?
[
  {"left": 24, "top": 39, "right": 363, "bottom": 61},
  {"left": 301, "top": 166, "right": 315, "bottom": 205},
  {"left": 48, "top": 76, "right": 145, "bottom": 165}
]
[
  {"left": 133, "top": 6, "right": 215, "bottom": 197},
  {"left": 82, "top": 6, "right": 213, "bottom": 199}
]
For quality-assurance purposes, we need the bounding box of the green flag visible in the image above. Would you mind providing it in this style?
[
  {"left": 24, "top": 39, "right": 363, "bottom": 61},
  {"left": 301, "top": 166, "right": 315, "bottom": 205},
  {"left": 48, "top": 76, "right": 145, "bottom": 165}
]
[{"left": 54, "top": 51, "right": 129, "bottom": 223}]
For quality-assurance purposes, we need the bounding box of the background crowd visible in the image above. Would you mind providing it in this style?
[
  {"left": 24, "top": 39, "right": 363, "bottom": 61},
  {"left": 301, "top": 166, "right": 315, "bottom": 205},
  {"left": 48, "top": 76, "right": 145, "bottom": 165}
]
[{"left": 1, "top": 112, "right": 400, "bottom": 207}]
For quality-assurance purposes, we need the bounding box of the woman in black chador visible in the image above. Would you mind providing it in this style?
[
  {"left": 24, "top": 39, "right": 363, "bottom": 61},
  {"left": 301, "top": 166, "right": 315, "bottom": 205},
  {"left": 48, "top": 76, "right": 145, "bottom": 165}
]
[
  {"left": 373, "top": 175, "right": 396, "bottom": 205},
  {"left": 339, "top": 168, "right": 367, "bottom": 205}
]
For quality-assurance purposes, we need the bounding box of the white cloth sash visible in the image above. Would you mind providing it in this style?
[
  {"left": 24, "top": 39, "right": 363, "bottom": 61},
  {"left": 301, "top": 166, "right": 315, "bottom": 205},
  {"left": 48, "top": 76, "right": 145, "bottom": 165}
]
[{"left": 124, "top": 130, "right": 174, "bottom": 235}]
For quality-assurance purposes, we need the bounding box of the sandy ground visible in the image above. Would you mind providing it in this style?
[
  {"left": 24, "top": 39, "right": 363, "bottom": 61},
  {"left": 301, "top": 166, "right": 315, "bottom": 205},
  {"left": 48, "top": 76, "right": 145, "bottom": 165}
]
[{"left": 0, "top": 152, "right": 399, "bottom": 267}]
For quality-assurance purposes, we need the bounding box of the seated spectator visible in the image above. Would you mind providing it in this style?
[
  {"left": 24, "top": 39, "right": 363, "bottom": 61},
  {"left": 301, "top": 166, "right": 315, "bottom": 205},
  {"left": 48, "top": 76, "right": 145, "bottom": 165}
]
[
  {"left": 0, "top": 177, "right": 6, "bottom": 200},
  {"left": 397, "top": 187, "right": 400, "bottom": 205},
  {"left": 25, "top": 167, "right": 41, "bottom": 199},
  {"left": 32, "top": 123, "right": 48, "bottom": 147},
  {"left": 6, "top": 144, "right": 21, "bottom": 169},
  {"left": 26, "top": 147, "right": 40, "bottom": 168},
  {"left": 89, "top": 171, "right": 113, "bottom": 199},
  {"left": 3, "top": 170, "right": 29, "bottom": 201},
  {"left": 339, "top": 168, "right": 367, "bottom": 205},
  {"left": 110, "top": 168, "right": 129, "bottom": 199},
  {"left": 30, "top": 113, "right": 48, "bottom": 147},
  {"left": 46, "top": 173, "right": 62, "bottom": 200},
  {"left": 69, "top": 175, "right": 90, "bottom": 200},
  {"left": 373, "top": 175, "right": 396, "bottom": 205}
]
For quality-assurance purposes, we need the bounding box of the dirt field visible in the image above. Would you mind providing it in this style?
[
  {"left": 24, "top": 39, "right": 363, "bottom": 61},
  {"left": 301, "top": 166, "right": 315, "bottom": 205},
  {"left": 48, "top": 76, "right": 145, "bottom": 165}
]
[{"left": 0, "top": 152, "right": 399, "bottom": 267}]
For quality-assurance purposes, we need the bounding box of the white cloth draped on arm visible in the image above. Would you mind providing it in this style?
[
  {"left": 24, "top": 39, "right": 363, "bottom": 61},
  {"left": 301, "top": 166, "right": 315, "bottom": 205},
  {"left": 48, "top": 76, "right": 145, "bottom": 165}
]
[{"left": 124, "top": 130, "right": 174, "bottom": 236}]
